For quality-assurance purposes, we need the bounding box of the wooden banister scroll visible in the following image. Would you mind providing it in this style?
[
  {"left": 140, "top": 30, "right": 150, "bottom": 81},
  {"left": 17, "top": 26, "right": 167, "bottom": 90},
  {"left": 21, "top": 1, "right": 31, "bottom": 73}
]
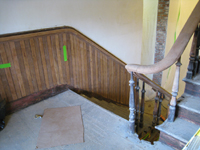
[{"left": 125, "top": 1, "right": 200, "bottom": 74}]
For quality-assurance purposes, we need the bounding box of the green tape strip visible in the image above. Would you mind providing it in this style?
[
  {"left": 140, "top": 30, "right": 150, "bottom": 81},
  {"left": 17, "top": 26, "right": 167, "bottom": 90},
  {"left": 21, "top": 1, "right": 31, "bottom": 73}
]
[
  {"left": 166, "top": 4, "right": 181, "bottom": 81},
  {"left": 0, "top": 63, "right": 11, "bottom": 69},
  {"left": 63, "top": 45, "right": 67, "bottom": 61},
  {"left": 143, "top": 133, "right": 149, "bottom": 140}
]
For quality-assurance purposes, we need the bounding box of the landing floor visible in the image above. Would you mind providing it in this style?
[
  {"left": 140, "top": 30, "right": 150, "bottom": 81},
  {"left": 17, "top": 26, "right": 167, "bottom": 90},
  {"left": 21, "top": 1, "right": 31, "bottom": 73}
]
[{"left": 0, "top": 90, "right": 173, "bottom": 150}]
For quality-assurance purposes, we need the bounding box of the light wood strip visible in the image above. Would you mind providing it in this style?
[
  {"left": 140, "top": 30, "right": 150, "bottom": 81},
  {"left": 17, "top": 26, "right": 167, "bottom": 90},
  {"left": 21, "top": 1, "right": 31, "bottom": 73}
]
[
  {"left": 30, "top": 38, "right": 43, "bottom": 91},
  {"left": 50, "top": 35, "right": 60, "bottom": 85},
  {"left": 4, "top": 42, "right": 22, "bottom": 98},
  {"left": 0, "top": 54, "right": 12, "bottom": 101},
  {"left": 94, "top": 49, "right": 99, "bottom": 93},
  {"left": 80, "top": 40, "right": 86, "bottom": 90},
  {"left": 103, "top": 55, "right": 108, "bottom": 98},
  {"left": 0, "top": 43, "right": 17, "bottom": 100},
  {"left": 38, "top": 37, "right": 50, "bottom": 89},
  {"left": 15, "top": 41, "right": 30, "bottom": 96},
  {"left": 24, "top": 40, "right": 38, "bottom": 92},
  {"left": 20, "top": 40, "right": 34, "bottom": 93},
  {"left": 47, "top": 36, "right": 57, "bottom": 86},
  {"left": 42, "top": 36, "right": 53, "bottom": 88},
  {"left": 33, "top": 38, "right": 46, "bottom": 90},
  {"left": 9, "top": 41, "right": 26, "bottom": 97},
  {"left": 62, "top": 33, "right": 71, "bottom": 85},
  {"left": 0, "top": 78, "right": 6, "bottom": 100},
  {"left": 84, "top": 42, "right": 89, "bottom": 91},
  {"left": 77, "top": 38, "right": 83, "bottom": 89},
  {"left": 89, "top": 45, "right": 94, "bottom": 92},
  {"left": 70, "top": 34, "right": 77, "bottom": 88},
  {"left": 55, "top": 34, "right": 64, "bottom": 84},
  {"left": 108, "top": 59, "right": 113, "bottom": 100},
  {"left": 74, "top": 36, "right": 81, "bottom": 89},
  {"left": 120, "top": 66, "right": 125, "bottom": 104}
]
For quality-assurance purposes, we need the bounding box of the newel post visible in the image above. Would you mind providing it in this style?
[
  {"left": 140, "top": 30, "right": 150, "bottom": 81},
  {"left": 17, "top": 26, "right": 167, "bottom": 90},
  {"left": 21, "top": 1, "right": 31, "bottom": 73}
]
[
  {"left": 129, "top": 72, "right": 135, "bottom": 134},
  {"left": 168, "top": 58, "right": 182, "bottom": 122}
]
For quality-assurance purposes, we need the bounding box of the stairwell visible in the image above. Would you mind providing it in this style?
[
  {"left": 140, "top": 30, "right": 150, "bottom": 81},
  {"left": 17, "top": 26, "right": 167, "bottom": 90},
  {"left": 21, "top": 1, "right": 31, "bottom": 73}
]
[{"left": 156, "top": 75, "right": 200, "bottom": 150}]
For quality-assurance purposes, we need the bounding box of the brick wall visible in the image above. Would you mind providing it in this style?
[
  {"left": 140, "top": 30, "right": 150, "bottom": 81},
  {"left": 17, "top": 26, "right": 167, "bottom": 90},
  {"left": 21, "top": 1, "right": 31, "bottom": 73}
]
[{"left": 153, "top": 0, "right": 170, "bottom": 85}]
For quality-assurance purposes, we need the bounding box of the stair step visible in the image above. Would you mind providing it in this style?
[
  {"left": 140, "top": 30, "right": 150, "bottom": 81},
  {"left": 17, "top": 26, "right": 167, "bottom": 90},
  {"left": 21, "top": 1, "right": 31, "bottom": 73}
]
[
  {"left": 156, "top": 118, "right": 200, "bottom": 149},
  {"left": 183, "top": 76, "right": 200, "bottom": 98},
  {"left": 177, "top": 94, "right": 200, "bottom": 125}
]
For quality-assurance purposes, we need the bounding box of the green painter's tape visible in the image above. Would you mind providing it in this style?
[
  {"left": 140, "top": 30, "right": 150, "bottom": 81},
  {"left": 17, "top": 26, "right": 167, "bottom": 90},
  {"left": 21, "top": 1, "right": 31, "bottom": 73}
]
[
  {"left": 166, "top": 5, "right": 181, "bottom": 81},
  {"left": 143, "top": 133, "right": 149, "bottom": 140},
  {"left": 63, "top": 45, "right": 67, "bottom": 61},
  {"left": 0, "top": 63, "right": 11, "bottom": 69}
]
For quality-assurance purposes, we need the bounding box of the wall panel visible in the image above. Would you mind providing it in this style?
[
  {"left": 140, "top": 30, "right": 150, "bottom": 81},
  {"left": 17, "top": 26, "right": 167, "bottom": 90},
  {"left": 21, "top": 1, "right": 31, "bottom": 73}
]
[{"left": 0, "top": 27, "right": 130, "bottom": 112}]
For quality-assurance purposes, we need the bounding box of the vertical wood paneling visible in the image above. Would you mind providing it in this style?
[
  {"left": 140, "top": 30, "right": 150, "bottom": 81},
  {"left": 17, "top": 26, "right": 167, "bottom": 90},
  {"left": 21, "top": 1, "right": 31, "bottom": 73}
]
[
  {"left": 89, "top": 45, "right": 94, "bottom": 92},
  {"left": 47, "top": 36, "right": 57, "bottom": 86},
  {"left": 20, "top": 40, "right": 34, "bottom": 94},
  {"left": 0, "top": 44, "right": 17, "bottom": 100},
  {"left": 42, "top": 36, "right": 54, "bottom": 88},
  {"left": 33, "top": 38, "right": 46, "bottom": 90},
  {"left": 0, "top": 46, "right": 12, "bottom": 101},
  {"left": 4, "top": 42, "right": 22, "bottom": 99},
  {"left": 51, "top": 35, "right": 60, "bottom": 85},
  {"left": 0, "top": 27, "right": 130, "bottom": 108},
  {"left": 55, "top": 34, "right": 64, "bottom": 84},
  {"left": 10, "top": 41, "right": 26, "bottom": 97},
  {"left": 0, "top": 78, "right": 6, "bottom": 100},
  {"left": 64, "top": 33, "right": 72, "bottom": 85},
  {"left": 38, "top": 37, "right": 49, "bottom": 89},
  {"left": 30, "top": 38, "right": 42, "bottom": 91},
  {"left": 24, "top": 40, "right": 38, "bottom": 93},
  {"left": 15, "top": 41, "right": 30, "bottom": 96}
]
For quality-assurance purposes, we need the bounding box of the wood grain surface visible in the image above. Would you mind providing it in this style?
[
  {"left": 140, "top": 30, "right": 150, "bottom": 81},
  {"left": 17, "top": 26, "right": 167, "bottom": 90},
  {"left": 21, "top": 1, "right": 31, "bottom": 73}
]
[{"left": 0, "top": 27, "right": 130, "bottom": 111}]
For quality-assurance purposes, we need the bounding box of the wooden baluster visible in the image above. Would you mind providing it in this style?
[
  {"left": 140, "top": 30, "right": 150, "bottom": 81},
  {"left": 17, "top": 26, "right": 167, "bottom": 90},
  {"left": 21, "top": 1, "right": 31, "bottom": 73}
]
[
  {"left": 194, "top": 26, "right": 200, "bottom": 75},
  {"left": 129, "top": 72, "right": 135, "bottom": 134},
  {"left": 186, "top": 26, "right": 198, "bottom": 79},
  {"left": 168, "top": 58, "right": 182, "bottom": 122},
  {"left": 139, "top": 82, "right": 145, "bottom": 128},
  {"left": 152, "top": 91, "right": 159, "bottom": 127},
  {"left": 157, "top": 93, "right": 163, "bottom": 125},
  {"left": 135, "top": 78, "right": 140, "bottom": 132}
]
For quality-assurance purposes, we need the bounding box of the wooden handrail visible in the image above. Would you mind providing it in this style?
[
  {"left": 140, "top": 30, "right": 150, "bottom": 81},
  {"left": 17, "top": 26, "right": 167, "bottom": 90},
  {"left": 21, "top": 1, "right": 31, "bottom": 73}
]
[
  {"left": 125, "top": 1, "right": 200, "bottom": 74},
  {"left": 133, "top": 73, "right": 171, "bottom": 98}
]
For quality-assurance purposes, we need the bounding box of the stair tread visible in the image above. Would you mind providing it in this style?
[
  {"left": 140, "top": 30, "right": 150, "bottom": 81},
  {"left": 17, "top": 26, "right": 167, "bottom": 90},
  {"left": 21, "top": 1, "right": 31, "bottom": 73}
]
[
  {"left": 178, "top": 94, "right": 200, "bottom": 114},
  {"left": 183, "top": 75, "right": 200, "bottom": 85},
  {"left": 156, "top": 118, "right": 200, "bottom": 143}
]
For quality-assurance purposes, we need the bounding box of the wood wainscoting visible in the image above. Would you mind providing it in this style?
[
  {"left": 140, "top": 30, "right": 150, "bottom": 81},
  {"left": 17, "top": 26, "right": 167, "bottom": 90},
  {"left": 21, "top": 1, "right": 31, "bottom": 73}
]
[{"left": 0, "top": 27, "right": 130, "bottom": 113}]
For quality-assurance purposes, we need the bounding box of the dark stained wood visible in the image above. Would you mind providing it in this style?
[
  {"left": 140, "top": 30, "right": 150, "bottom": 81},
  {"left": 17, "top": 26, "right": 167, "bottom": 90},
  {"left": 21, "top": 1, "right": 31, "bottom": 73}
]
[
  {"left": 33, "top": 38, "right": 46, "bottom": 90},
  {"left": 184, "top": 81, "right": 200, "bottom": 97},
  {"left": 0, "top": 43, "right": 17, "bottom": 100},
  {"left": 38, "top": 37, "right": 49, "bottom": 89},
  {"left": 159, "top": 132, "right": 185, "bottom": 150},
  {"left": 10, "top": 41, "right": 26, "bottom": 97},
  {"left": 15, "top": 41, "right": 31, "bottom": 96},
  {"left": 0, "top": 27, "right": 130, "bottom": 113},
  {"left": 177, "top": 106, "right": 200, "bottom": 125},
  {"left": 30, "top": 38, "right": 43, "bottom": 91},
  {"left": 24, "top": 39, "right": 39, "bottom": 92},
  {"left": 6, "top": 84, "right": 70, "bottom": 114},
  {"left": 4, "top": 42, "right": 22, "bottom": 99}
]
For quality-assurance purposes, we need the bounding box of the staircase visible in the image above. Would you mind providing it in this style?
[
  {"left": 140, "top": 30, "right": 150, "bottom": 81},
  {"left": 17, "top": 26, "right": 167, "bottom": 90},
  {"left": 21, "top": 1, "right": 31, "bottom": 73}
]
[
  {"left": 156, "top": 76, "right": 200, "bottom": 149},
  {"left": 125, "top": 2, "right": 200, "bottom": 150}
]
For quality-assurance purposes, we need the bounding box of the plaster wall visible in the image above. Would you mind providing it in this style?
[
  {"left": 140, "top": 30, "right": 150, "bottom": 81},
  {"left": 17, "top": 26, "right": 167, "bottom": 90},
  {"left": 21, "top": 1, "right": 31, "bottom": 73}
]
[{"left": 0, "top": 0, "right": 143, "bottom": 64}]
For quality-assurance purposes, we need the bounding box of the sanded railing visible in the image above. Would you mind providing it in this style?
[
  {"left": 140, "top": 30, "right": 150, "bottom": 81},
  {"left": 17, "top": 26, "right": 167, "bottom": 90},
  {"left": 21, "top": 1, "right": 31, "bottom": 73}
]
[{"left": 126, "top": 1, "right": 200, "bottom": 134}]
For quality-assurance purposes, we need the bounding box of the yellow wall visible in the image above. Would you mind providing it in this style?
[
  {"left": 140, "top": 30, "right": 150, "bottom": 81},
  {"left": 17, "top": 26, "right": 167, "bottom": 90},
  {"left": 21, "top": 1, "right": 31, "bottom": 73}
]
[{"left": 161, "top": 0, "right": 199, "bottom": 97}]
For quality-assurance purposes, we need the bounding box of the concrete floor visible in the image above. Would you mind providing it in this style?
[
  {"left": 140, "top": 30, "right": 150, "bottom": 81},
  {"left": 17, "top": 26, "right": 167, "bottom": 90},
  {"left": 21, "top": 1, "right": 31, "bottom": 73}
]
[{"left": 0, "top": 90, "right": 173, "bottom": 150}]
